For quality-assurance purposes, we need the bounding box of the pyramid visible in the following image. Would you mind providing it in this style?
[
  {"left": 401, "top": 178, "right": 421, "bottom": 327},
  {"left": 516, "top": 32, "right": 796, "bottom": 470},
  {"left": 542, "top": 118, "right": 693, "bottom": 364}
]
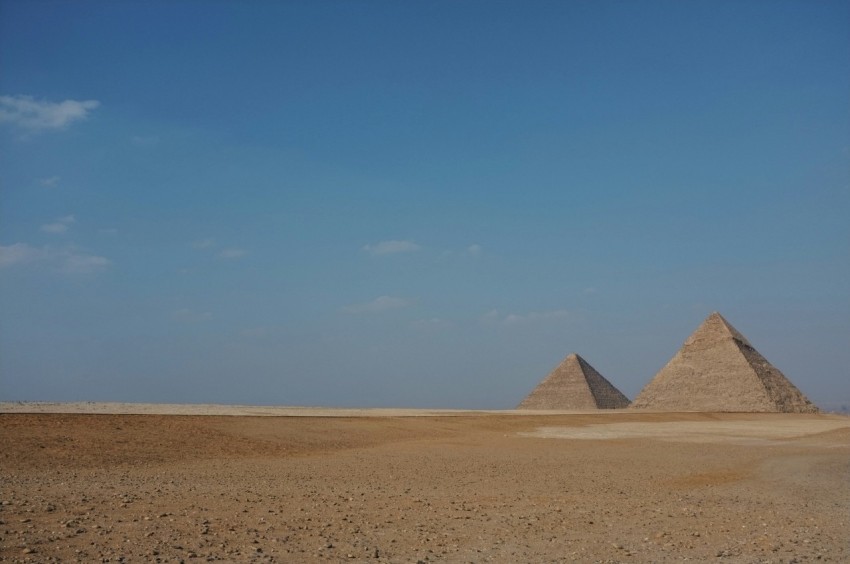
[
  {"left": 517, "top": 353, "right": 630, "bottom": 410},
  {"left": 631, "top": 312, "right": 818, "bottom": 412}
]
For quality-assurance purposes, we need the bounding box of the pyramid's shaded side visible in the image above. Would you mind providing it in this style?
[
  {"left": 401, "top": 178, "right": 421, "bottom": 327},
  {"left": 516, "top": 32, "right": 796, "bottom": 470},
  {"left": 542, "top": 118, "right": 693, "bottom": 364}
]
[
  {"left": 518, "top": 354, "right": 630, "bottom": 410},
  {"left": 632, "top": 312, "right": 817, "bottom": 413}
]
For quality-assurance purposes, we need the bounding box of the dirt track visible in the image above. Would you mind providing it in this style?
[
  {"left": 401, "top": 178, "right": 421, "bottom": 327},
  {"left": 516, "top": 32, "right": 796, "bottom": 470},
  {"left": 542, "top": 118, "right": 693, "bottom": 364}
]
[{"left": 1, "top": 410, "right": 848, "bottom": 563}]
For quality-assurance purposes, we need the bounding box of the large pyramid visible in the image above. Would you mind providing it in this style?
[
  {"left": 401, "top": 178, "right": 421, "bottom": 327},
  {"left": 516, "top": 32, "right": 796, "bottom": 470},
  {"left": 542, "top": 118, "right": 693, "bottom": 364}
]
[
  {"left": 632, "top": 312, "right": 818, "bottom": 412},
  {"left": 518, "top": 353, "right": 630, "bottom": 410}
]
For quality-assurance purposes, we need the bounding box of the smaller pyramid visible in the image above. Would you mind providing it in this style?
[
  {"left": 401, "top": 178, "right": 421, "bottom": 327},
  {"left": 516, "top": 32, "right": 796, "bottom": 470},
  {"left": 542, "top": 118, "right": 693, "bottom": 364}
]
[
  {"left": 632, "top": 312, "right": 818, "bottom": 413},
  {"left": 517, "top": 353, "right": 630, "bottom": 410}
]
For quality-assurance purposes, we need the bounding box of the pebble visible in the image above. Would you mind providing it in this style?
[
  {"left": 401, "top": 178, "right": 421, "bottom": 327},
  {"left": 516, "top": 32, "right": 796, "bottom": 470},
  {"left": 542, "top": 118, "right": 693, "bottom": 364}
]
[{"left": 2, "top": 411, "right": 847, "bottom": 562}]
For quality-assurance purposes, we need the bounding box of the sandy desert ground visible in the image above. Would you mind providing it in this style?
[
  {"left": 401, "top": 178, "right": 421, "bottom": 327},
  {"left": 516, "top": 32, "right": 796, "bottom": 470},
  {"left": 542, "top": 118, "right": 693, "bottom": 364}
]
[{"left": 1, "top": 406, "right": 848, "bottom": 563}]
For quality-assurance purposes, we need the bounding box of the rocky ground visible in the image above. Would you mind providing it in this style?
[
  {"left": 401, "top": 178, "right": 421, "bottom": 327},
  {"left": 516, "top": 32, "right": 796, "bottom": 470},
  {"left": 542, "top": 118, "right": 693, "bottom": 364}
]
[{"left": 1, "top": 411, "right": 848, "bottom": 563}]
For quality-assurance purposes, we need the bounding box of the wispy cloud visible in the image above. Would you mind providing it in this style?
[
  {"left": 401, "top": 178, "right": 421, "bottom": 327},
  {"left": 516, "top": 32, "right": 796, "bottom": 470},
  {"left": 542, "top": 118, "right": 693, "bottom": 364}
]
[
  {"left": 218, "top": 247, "right": 247, "bottom": 259},
  {"left": 40, "top": 223, "right": 68, "bottom": 234},
  {"left": 438, "top": 243, "right": 483, "bottom": 260},
  {"left": 342, "top": 295, "right": 413, "bottom": 314},
  {"left": 191, "top": 238, "right": 216, "bottom": 249},
  {"left": 362, "top": 240, "right": 421, "bottom": 256},
  {"left": 130, "top": 134, "right": 160, "bottom": 146},
  {"left": 503, "top": 309, "right": 570, "bottom": 324},
  {"left": 189, "top": 238, "right": 246, "bottom": 263},
  {"left": 411, "top": 317, "right": 452, "bottom": 329},
  {"left": 0, "top": 95, "right": 100, "bottom": 131},
  {"left": 482, "top": 308, "right": 571, "bottom": 326},
  {"left": 0, "top": 243, "right": 46, "bottom": 268},
  {"left": 481, "top": 309, "right": 501, "bottom": 324},
  {"left": 40, "top": 214, "right": 76, "bottom": 234},
  {"left": 172, "top": 308, "right": 213, "bottom": 323},
  {"left": 39, "top": 176, "right": 60, "bottom": 188},
  {"left": 60, "top": 250, "right": 110, "bottom": 273},
  {"left": 239, "top": 326, "right": 272, "bottom": 339},
  {"left": 0, "top": 242, "right": 109, "bottom": 273}
]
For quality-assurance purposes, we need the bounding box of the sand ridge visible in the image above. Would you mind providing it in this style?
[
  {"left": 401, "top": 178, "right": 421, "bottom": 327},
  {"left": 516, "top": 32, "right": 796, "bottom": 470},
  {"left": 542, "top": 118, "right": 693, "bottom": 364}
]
[{"left": 523, "top": 418, "right": 850, "bottom": 445}]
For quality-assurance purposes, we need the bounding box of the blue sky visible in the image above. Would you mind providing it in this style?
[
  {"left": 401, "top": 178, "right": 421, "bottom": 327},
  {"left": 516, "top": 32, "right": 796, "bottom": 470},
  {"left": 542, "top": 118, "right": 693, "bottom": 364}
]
[{"left": 1, "top": 0, "right": 848, "bottom": 409}]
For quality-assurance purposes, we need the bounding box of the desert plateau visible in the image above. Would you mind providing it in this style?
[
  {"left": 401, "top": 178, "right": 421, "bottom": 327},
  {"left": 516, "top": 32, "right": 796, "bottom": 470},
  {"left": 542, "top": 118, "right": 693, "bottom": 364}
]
[{"left": 1, "top": 406, "right": 848, "bottom": 563}]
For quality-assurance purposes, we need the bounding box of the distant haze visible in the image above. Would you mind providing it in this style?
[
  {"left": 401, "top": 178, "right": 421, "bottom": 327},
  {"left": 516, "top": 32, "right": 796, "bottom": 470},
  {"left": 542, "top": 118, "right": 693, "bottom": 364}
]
[{"left": 1, "top": 1, "right": 848, "bottom": 409}]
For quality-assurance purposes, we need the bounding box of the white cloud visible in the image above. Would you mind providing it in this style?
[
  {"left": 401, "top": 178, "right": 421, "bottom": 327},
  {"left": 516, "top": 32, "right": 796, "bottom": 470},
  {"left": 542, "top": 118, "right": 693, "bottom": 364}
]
[
  {"left": 0, "top": 243, "right": 45, "bottom": 268},
  {"left": 173, "top": 308, "right": 213, "bottom": 323},
  {"left": 362, "top": 240, "right": 421, "bottom": 256},
  {"left": 40, "top": 214, "right": 76, "bottom": 234},
  {"left": 503, "top": 310, "right": 570, "bottom": 324},
  {"left": 130, "top": 135, "right": 160, "bottom": 146},
  {"left": 240, "top": 326, "right": 272, "bottom": 339},
  {"left": 438, "top": 244, "right": 483, "bottom": 261},
  {"left": 0, "top": 242, "right": 109, "bottom": 273},
  {"left": 411, "top": 317, "right": 452, "bottom": 329},
  {"left": 192, "top": 238, "right": 216, "bottom": 249},
  {"left": 218, "top": 247, "right": 246, "bottom": 259},
  {"left": 481, "top": 309, "right": 501, "bottom": 324},
  {"left": 60, "top": 251, "right": 110, "bottom": 273},
  {"left": 40, "top": 223, "right": 69, "bottom": 234},
  {"left": 39, "top": 176, "right": 60, "bottom": 188},
  {"left": 0, "top": 95, "right": 100, "bottom": 131},
  {"left": 342, "top": 295, "right": 413, "bottom": 314},
  {"left": 483, "top": 308, "right": 571, "bottom": 326}
]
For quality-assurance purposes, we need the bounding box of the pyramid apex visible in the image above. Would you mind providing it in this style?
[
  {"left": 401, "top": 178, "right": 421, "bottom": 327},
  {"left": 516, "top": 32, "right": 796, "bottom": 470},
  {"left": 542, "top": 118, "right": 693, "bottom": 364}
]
[
  {"left": 683, "top": 311, "right": 750, "bottom": 347},
  {"left": 705, "top": 311, "right": 731, "bottom": 325}
]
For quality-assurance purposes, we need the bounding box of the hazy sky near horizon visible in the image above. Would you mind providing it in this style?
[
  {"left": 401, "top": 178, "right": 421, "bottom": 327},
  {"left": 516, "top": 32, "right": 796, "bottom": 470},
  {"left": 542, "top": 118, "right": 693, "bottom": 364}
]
[{"left": 1, "top": 0, "right": 848, "bottom": 409}]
